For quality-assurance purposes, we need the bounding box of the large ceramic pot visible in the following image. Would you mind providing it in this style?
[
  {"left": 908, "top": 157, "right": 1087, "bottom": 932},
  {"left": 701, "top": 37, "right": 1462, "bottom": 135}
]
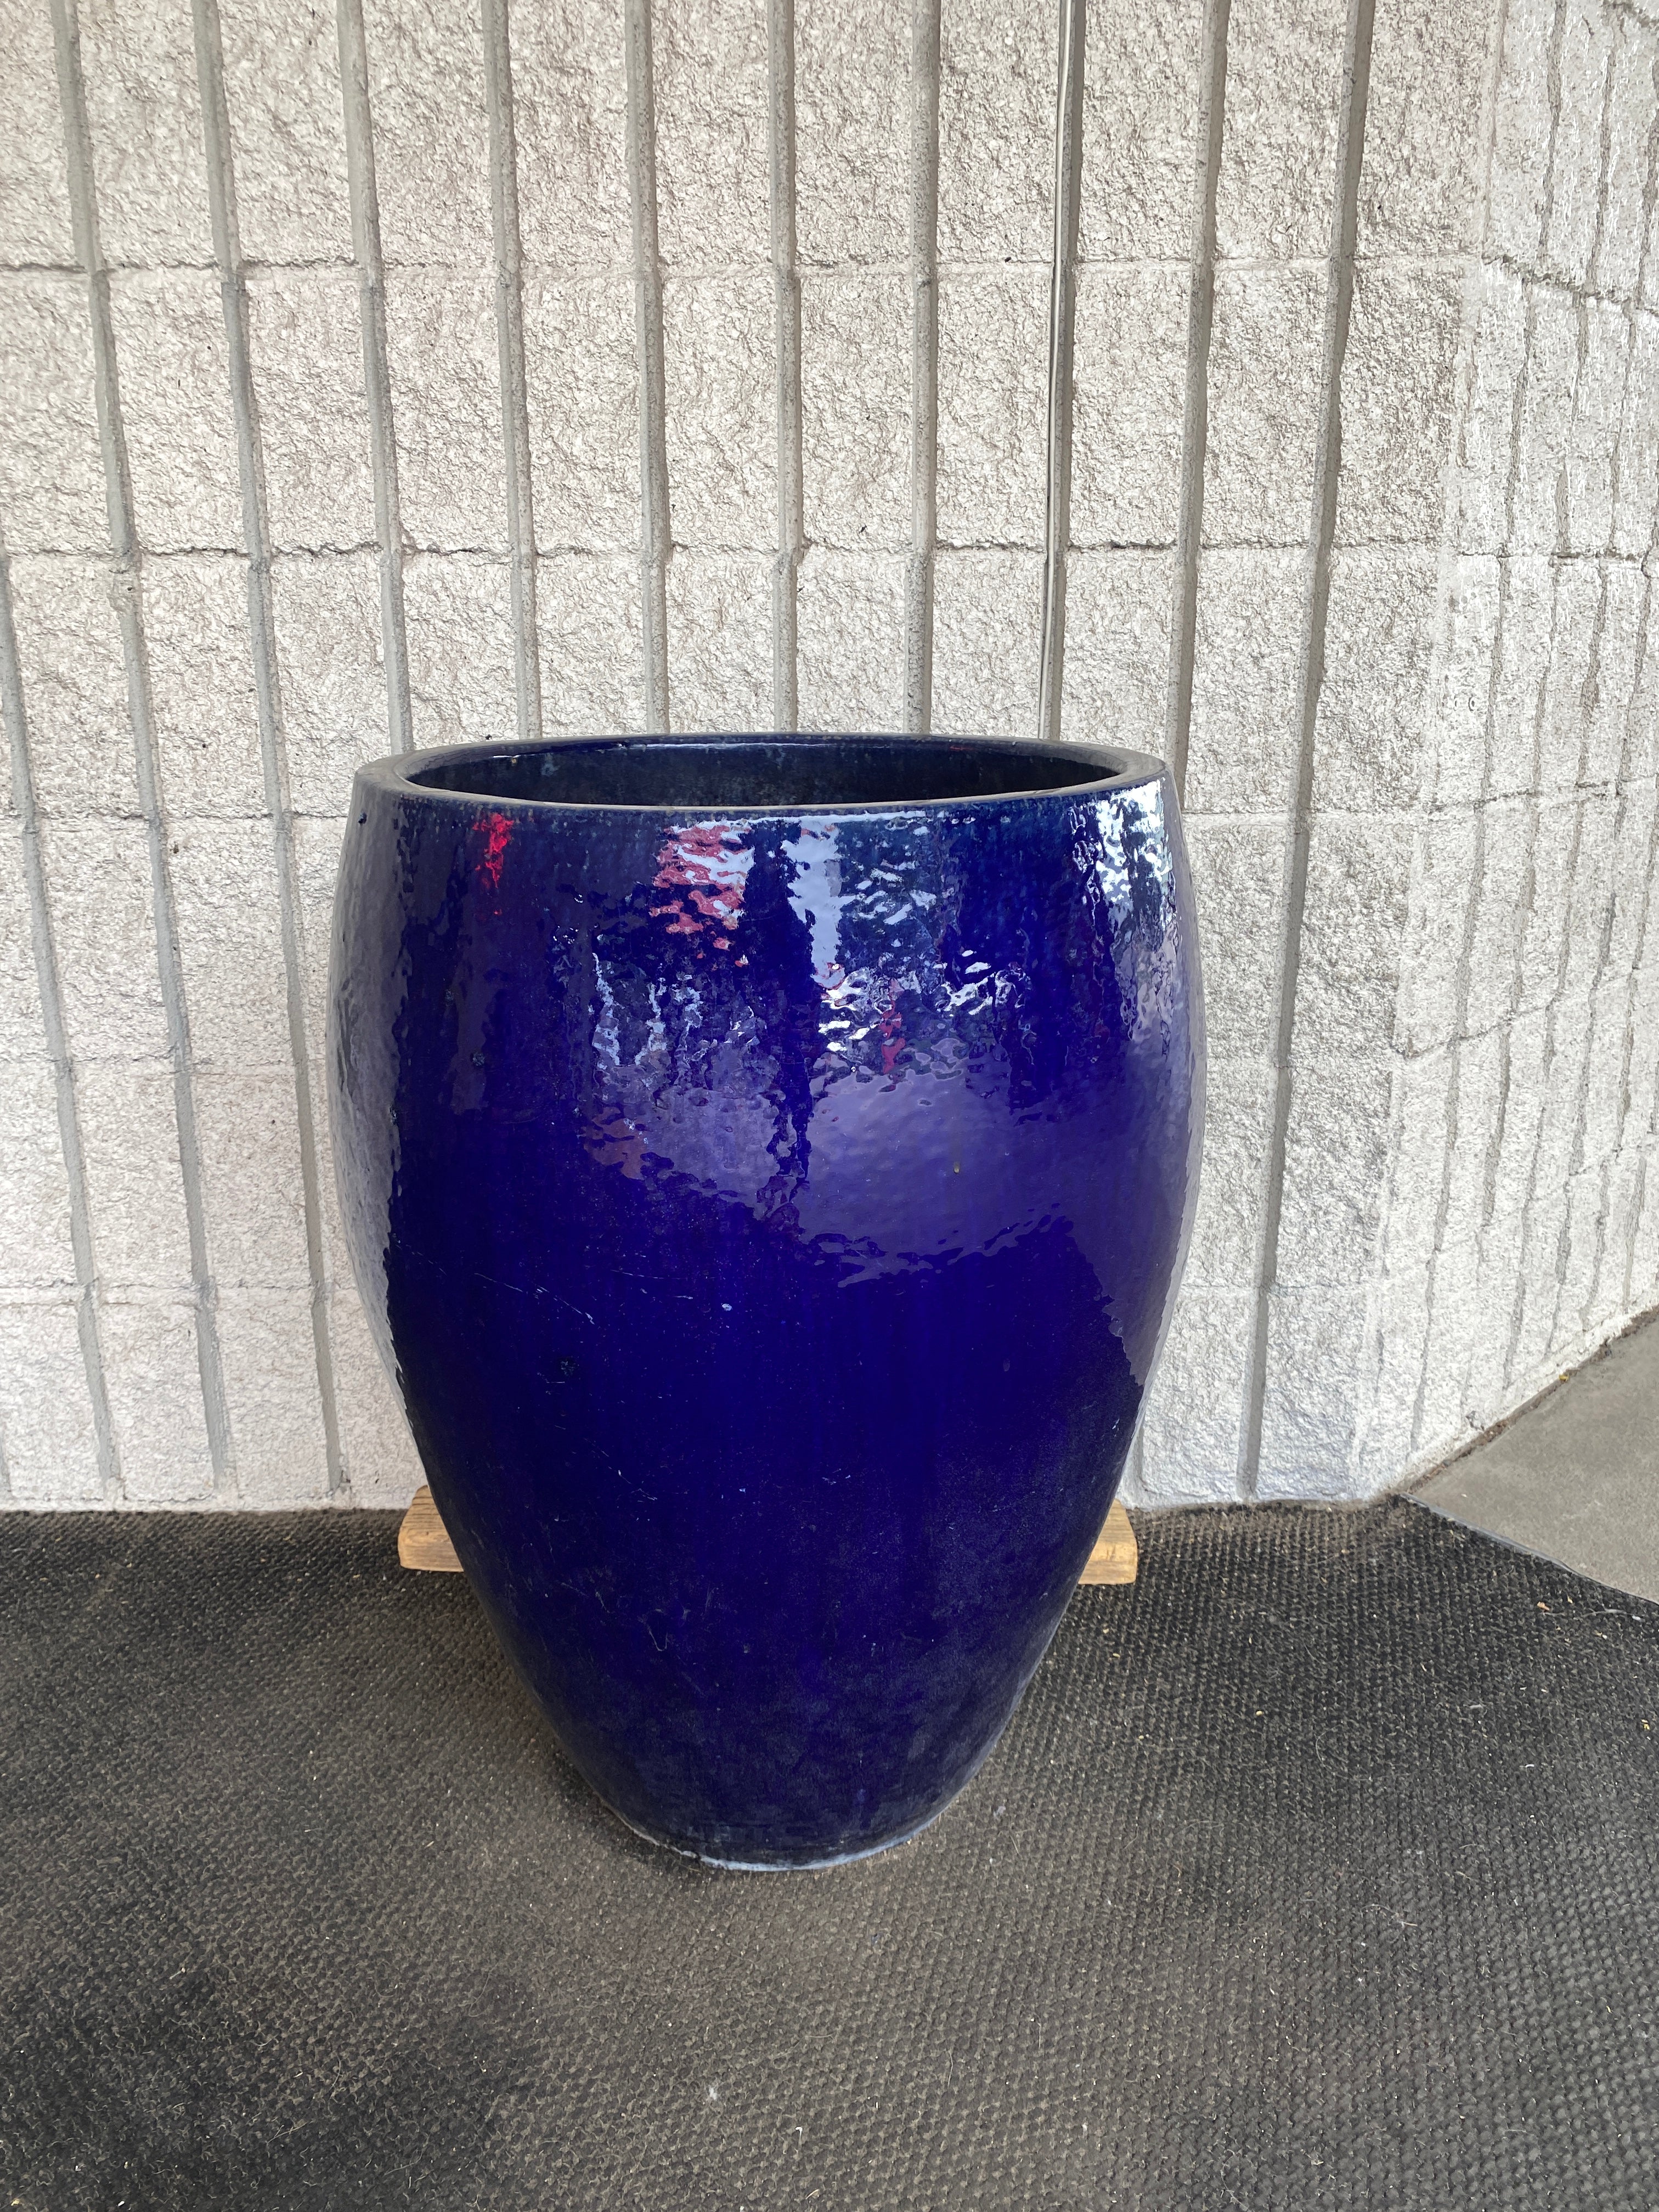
[{"left": 329, "top": 734, "right": 1203, "bottom": 1867}]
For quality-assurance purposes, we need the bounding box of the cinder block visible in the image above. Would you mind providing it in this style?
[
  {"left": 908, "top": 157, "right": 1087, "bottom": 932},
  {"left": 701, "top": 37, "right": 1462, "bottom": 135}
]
[
  {"left": 1509, "top": 289, "right": 1577, "bottom": 555},
  {"left": 0, "top": 1059, "right": 76, "bottom": 1287},
  {"left": 1213, "top": 0, "right": 1345, "bottom": 260},
  {"left": 1449, "top": 270, "right": 1526, "bottom": 558},
  {"left": 1597, "top": 15, "right": 1659, "bottom": 302},
  {"left": 1203, "top": 264, "right": 1325, "bottom": 549},
  {"left": 143, "top": 552, "right": 267, "bottom": 818},
  {"left": 1425, "top": 557, "right": 1501, "bottom": 809},
  {"left": 1577, "top": 976, "right": 1632, "bottom": 1169},
  {"left": 1624, "top": 959, "right": 1659, "bottom": 1152},
  {"left": 800, "top": 272, "right": 911, "bottom": 552},
  {"left": 404, "top": 553, "right": 516, "bottom": 748},
  {"left": 1334, "top": 262, "right": 1462, "bottom": 548},
  {"left": 37, "top": 816, "right": 169, "bottom": 1062},
  {"left": 1312, "top": 549, "right": 1438, "bottom": 812},
  {"left": 1414, "top": 1239, "right": 1482, "bottom": 1457},
  {"left": 1077, "top": 0, "right": 1201, "bottom": 262},
  {"left": 1057, "top": 550, "right": 1172, "bottom": 757},
  {"left": 524, "top": 275, "right": 639, "bottom": 551},
  {"left": 1183, "top": 549, "right": 1303, "bottom": 815},
  {"left": 1069, "top": 265, "right": 1188, "bottom": 549},
  {"left": 1561, "top": 791, "right": 1618, "bottom": 1001},
  {"left": 329, "top": 1278, "right": 425, "bottom": 1504},
  {"left": 270, "top": 551, "right": 389, "bottom": 814},
  {"left": 795, "top": 550, "right": 907, "bottom": 731},
  {"left": 1634, "top": 1144, "right": 1659, "bottom": 1308},
  {"left": 929, "top": 549, "right": 1042, "bottom": 737},
  {"left": 1182, "top": 1056, "right": 1272, "bottom": 1290},
  {"left": 1394, "top": 808, "right": 1477, "bottom": 1057},
  {"left": 1442, "top": 1026, "right": 1507, "bottom": 1251},
  {"left": 1131, "top": 1288, "right": 1251, "bottom": 1507},
  {"left": 1485, "top": 555, "right": 1553, "bottom": 797},
  {"left": 7, "top": 556, "right": 139, "bottom": 817},
  {"left": 1581, "top": 558, "right": 1646, "bottom": 785},
  {"left": 1508, "top": 1177, "right": 1570, "bottom": 1386},
  {"left": 1542, "top": 0, "right": 1612, "bottom": 291},
  {"left": 1534, "top": 556, "right": 1601, "bottom": 792},
  {"left": 662, "top": 274, "right": 776, "bottom": 549},
  {"left": 194, "top": 1068, "right": 312, "bottom": 1289},
  {"left": 1255, "top": 1285, "right": 1369, "bottom": 1500},
  {"left": 1384, "top": 1048, "right": 1453, "bottom": 1270},
  {"left": 1352, "top": 1256, "right": 1430, "bottom": 1491},
  {"left": 360, "top": 0, "right": 492, "bottom": 267},
  {"left": 218, "top": 0, "right": 353, "bottom": 263},
  {"left": 218, "top": 1286, "right": 331, "bottom": 1505},
  {"left": 383, "top": 270, "right": 509, "bottom": 551},
  {"left": 1534, "top": 990, "right": 1595, "bottom": 1203},
  {"left": 1462, "top": 798, "right": 1529, "bottom": 1034},
  {"left": 1300, "top": 814, "right": 1415, "bottom": 1062},
  {"left": 1182, "top": 814, "right": 1288, "bottom": 1058},
  {"left": 663, "top": 551, "right": 774, "bottom": 730},
  {"left": 1487, "top": 0, "right": 1557, "bottom": 270},
  {"left": 246, "top": 270, "right": 377, "bottom": 554},
  {"left": 1629, "top": 586, "right": 1659, "bottom": 780},
  {"left": 1612, "top": 319, "right": 1659, "bottom": 558},
  {"left": 936, "top": 0, "right": 1057, "bottom": 264},
  {"left": 100, "top": 1296, "right": 216, "bottom": 1504},
  {"left": 75, "top": 1059, "right": 192, "bottom": 1291},
  {"left": 78, "top": 0, "right": 213, "bottom": 264},
  {"left": 653, "top": 0, "right": 769, "bottom": 267},
  {"left": 511, "top": 0, "right": 634, "bottom": 270},
  {"left": 290, "top": 816, "right": 346, "bottom": 1067},
  {"left": 0, "top": 274, "right": 109, "bottom": 554},
  {"left": 0, "top": 827, "right": 48, "bottom": 1061},
  {"left": 1606, "top": 775, "right": 1657, "bottom": 975},
  {"left": 1514, "top": 800, "right": 1576, "bottom": 1010},
  {"left": 0, "top": 1291, "right": 103, "bottom": 1504},
  {"left": 934, "top": 269, "right": 1049, "bottom": 550},
  {"left": 1358, "top": 0, "right": 1494, "bottom": 254},
  {"left": 0, "top": 0, "right": 74, "bottom": 264},
  {"left": 169, "top": 816, "right": 290, "bottom": 1073},
  {"left": 539, "top": 552, "right": 647, "bottom": 733},
  {"left": 1277, "top": 1048, "right": 1394, "bottom": 1283},
  {"left": 1486, "top": 1003, "right": 1549, "bottom": 1221},
  {"left": 106, "top": 271, "right": 242, "bottom": 555},
  {"left": 1564, "top": 300, "right": 1628, "bottom": 556},
  {"left": 795, "top": 0, "right": 910, "bottom": 267}
]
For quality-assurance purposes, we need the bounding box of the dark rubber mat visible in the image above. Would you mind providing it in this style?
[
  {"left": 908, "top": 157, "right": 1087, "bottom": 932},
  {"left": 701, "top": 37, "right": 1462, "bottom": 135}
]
[{"left": 3, "top": 1499, "right": 1657, "bottom": 2210}]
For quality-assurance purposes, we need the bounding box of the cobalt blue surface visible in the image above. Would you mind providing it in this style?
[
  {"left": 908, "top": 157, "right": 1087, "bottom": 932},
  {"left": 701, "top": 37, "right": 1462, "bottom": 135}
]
[{"left": 328, "top": 735, "right": 1204, "bottom": 1867}]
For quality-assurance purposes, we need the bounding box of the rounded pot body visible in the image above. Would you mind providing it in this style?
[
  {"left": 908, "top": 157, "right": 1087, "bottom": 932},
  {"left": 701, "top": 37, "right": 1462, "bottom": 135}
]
[{"left": 329, "top": 735, "right": 1204, "bottom": 1867}]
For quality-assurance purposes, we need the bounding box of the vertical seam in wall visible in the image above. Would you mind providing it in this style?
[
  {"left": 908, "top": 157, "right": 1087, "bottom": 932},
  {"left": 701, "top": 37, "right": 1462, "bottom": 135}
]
[
  {"left": 1164, "top": 0, "right": 1230, "bottom": 803},
  {"left": 50, "top": 0, "right": 236, "bottom": 1495},
  {"left": 0, "top": 541, "right": 119, "bottom": 1499},
  {"left": 482, "top": 0, "right": 542, "bottom": 748},
  {"left": 336, "top": 0, "right": 413, "bottom": 753},
  {"left": 193, "top": 0, "right": 347, "bottom": 1499},
  {"left": 906, "top": 0, "right": 941, "bottom": 737},
  {"left": 1236, "top": 0, "right": 1375, "bottom": 1500},
  {"left": 1035, "top": 0, "right": 1086, "bottom": 749},
  {"left": 769, "top": 0, "right": 803, "bottom": 732},
  {"left": 624, "top": 0, "right": 671, "bottom": 731}
]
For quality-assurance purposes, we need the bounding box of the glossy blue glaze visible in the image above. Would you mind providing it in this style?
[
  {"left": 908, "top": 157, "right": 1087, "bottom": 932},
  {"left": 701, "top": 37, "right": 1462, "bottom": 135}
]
[{"left": 329, "top": 735, "right": 1204, "bottom": 1868}]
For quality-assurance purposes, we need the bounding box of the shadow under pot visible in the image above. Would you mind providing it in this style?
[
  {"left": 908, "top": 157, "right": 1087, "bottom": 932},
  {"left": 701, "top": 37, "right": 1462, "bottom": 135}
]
[{"left": 328, "top": 732, "right": 1205, "bottom": 1869}]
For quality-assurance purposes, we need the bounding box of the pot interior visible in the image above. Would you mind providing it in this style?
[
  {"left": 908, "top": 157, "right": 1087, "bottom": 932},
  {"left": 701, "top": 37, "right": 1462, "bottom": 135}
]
[{"left": 404, "top": 736, "right": 1126, "bottom": 810}]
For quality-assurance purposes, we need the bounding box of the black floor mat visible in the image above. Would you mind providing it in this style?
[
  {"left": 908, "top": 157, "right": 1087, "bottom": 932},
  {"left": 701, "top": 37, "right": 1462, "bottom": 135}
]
[{"left": 3, "top": 1499, "right": 1657, "bottom": 2210}]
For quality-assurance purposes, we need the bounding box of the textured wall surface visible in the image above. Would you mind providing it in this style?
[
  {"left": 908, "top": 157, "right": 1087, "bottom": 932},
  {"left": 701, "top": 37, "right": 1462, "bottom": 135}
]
[{"left": 0, "top": 0, "right": 1655, "bottom": 1511}]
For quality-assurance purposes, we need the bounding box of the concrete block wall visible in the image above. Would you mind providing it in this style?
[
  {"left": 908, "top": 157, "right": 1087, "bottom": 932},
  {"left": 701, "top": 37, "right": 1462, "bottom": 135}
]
[{"left": 0, "top": 0, "right": 1652, "bottom": 1509}]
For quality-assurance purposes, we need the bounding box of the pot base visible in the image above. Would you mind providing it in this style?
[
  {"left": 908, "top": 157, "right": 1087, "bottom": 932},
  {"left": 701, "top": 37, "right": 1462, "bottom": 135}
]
[{"left": 611, "top": 1799, "right": 950, "bottom": 1874}]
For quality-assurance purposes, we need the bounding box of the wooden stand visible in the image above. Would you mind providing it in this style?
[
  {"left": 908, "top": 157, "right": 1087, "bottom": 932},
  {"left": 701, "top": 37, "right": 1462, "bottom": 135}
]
[{"left": 398, "top": 1485, "right": 1138, "bottom": 1587}]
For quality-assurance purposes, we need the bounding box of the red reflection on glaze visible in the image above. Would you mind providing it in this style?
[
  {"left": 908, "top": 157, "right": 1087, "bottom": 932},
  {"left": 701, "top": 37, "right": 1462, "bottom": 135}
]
[
  {"left": 479, "top": 811, "right": 513, "bottom": 890},
  {"left": 879, "top": 980, "right": 905, "bottom": 1081},
  {"left": 650, "top": 823, "right": 748, "bottom": 940}
]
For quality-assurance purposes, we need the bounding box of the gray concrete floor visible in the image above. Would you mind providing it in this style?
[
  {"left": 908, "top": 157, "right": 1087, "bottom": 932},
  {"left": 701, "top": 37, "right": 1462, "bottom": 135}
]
[{"left": 1412, "top": 1311, "right": 1659, "bottom": 1602}]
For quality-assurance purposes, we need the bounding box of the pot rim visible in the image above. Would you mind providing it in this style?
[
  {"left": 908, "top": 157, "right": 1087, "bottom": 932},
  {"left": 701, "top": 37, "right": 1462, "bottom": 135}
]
[{"left": 356, "top": 731, "right": 1168, "bottom": 820}]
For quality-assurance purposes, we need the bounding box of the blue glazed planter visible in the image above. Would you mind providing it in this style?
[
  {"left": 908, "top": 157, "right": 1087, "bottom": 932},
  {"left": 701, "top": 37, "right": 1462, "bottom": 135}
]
[{"left": 329, "top": 734, "right": 1203, "bottom": 1868}]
